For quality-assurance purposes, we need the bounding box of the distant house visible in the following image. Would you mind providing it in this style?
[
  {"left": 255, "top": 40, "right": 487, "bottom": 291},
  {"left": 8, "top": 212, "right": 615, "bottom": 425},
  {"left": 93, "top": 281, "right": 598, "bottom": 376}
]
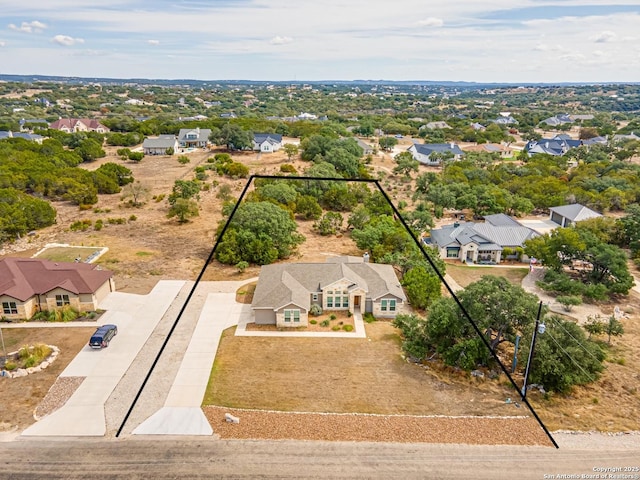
[
  {"left": 251, "top": 259, "right": 407, "bottom": 328},
  {"left": 253, "top": 133, "right": 283, "bottom": 153},
  {"left": 356, "top": 138, "right": 374, "bottom": 155},
  {"left": 611, "top": 132, "right": 640, "bottom": 144},
  {"left": 0, "top": 131, "right": 44, "bottom": 143},
  {"left": 0, "top": 257, "right": 115, "bottom": 321},
  {"left": 525, "top": 134, "right": 582, "bottom": 156},
  {"left": 49, "top": 118, "right": 110, "bottom": 133},
  {"left": 470, "top": 122, "right": 486, "bottom": 131},
  {"left": 178, "top": 128, "right": 211, "bottom": 148},
  {"left": 422, "top": 121, "right": 451, "bottom": 130},
  {"left": 490, "top": 116, "right": 518, "bottom": 125},
  {"left": 142, "top": 135, "right": 179, "bottom": 155},
  {"left": 19, "top": 118, "right": 49, "bottom": 131},
  {"left": 426, "top": 214, "right": 538, "bottom": 264},
  {"left": 462, "top": 143, "right": 513, "bottom": 158},
  {"left": 549, "top": 204, "right": 602, "bottom": 228},
  {"left": 408, "top": 143, "right": 464, "bottom": 165},
  {"left": 540, "top": 114, "right": 573, "bottom": 127}
]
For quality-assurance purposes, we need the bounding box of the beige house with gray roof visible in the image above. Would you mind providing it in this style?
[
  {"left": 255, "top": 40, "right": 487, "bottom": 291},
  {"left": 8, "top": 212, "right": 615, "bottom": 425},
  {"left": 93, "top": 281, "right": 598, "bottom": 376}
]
[{"left": 251, "top": 259, "right": 406, "bottom": 328}]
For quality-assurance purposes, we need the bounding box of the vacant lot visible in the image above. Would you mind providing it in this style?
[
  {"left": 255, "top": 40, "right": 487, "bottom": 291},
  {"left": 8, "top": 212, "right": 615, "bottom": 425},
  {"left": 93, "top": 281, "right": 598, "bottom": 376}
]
[{"left": 446, "top": 263, "right": 529, "bottom": 289}]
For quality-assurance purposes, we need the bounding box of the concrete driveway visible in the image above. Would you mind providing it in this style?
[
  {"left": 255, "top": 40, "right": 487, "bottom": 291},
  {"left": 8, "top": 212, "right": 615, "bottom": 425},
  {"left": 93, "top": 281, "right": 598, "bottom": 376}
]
[{"left": 21, "top": 281, "right": 185, "bottom": 437}]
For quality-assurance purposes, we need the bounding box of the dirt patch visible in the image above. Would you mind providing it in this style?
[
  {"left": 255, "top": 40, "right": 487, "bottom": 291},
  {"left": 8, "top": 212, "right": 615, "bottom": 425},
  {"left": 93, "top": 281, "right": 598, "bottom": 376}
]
[
  {"left": 204, "top": 406, "right": 552, "bottom": 446},
  {"left": 0, "top": 328, "right": 94, "bottom": 432},
  {"left": 445, "top": 263, "right": 530, "bottom": 289}
]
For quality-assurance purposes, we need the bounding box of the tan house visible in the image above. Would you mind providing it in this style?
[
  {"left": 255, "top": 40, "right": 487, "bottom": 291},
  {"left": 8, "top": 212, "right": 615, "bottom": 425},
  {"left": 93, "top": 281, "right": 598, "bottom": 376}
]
[
  {"left": 49, "top": 118, "right": 110, "bottom": 133},
  {"left": 251, "top": 258, "right": 406, "bottom": 328},
  {"left": 0, "top": 257, "right": 114, "bottom": 321}
]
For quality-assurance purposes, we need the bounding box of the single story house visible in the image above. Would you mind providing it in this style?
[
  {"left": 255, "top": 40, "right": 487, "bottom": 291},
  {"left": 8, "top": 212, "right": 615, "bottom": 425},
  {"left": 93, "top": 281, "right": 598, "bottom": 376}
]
[
  {"left": 462, "top": 143, "right": 513, "bottom": 158},
  {"left": 408, "top": 143, "right": 464, "bottom": 165},
  {"left": 549, "top": 204, "right": 601, "bottom": 228},
  {"left": 540, "top": 114, "right": 573, "bottom": 127},
  {"left": 143, "top": 135, "right": 179, "bottom": 155},
  {"left": 178, "top": 128, "right": 211, "bottom": 148},
  {"left": 356, "top": 138, "right": 374, "bottom": 155},
  {"left": 426, "top": 214, "right": 538, "bottom": 264},
  {"left": 0, "top": 257, "right": 115, "bottom": 321},
  {"left": 0, "top": 131, "right": 44, "bottom": 143},
  {"left": 251, "top": 259, "right": 407, "bottom": 328},
  {"left": 49, "top": 118, "right": 110, "bottom": 133},
  {"left": 253, "top": 133, "right": 283, "bottom": 153},
  {"left": 422, "top": 121, "right": 451, "bottom": 130}
]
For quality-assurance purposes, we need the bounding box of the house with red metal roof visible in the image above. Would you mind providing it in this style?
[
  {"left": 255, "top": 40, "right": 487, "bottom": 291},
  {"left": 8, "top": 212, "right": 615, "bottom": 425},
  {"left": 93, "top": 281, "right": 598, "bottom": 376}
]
[{"left": 0, "top": 257, "right": 114, "bottom": 321}]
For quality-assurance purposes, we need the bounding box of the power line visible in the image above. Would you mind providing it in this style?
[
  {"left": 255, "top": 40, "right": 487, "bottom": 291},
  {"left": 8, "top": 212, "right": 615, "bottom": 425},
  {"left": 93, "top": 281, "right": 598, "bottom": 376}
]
[
  {"left": 544, "top": 330, "right": 597, "bottom": 383},
  {"left": 547, "top": 316, "right": 604, "bottom": 365}
]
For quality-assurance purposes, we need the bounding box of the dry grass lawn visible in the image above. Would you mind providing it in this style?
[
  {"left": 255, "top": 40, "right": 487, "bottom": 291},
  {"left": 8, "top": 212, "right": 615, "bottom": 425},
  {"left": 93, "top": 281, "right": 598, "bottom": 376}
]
[
  {"left": 204, "top": 322, "right": 524, "bottom": 418},
  {"left": 446, "top": 263, "right": 529, "bottom": 289}
]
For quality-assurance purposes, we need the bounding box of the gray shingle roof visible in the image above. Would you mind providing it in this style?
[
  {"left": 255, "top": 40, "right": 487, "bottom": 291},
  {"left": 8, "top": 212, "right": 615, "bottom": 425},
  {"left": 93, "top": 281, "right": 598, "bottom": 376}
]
[
  {"left": 413, "top": 143, "right": 464, "bottom": 156},
  {"left": 252, "top": 262, "right": 405, "bottom": 310},
  {"left": 143, "top": 135, "right": 177, "bottom": 149},
  {"left": 253, "top": 133, "right": 282, "bottom": 144},
  {"left": 429, "top": 219, "right": 538, "bottom": 250}
]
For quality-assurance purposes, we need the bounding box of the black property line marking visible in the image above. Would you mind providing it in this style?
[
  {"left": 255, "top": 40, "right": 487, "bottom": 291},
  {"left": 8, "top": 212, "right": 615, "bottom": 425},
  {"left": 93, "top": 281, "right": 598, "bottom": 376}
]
[{"left": 117, "top": 174, "right": 558, "bottom": 448}]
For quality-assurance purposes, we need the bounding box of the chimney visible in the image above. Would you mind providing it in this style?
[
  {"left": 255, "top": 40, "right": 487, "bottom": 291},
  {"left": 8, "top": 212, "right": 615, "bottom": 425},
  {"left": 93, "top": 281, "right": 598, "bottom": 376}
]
[{"left": 363, "top": 252, "right": 370, "bottom": 263}]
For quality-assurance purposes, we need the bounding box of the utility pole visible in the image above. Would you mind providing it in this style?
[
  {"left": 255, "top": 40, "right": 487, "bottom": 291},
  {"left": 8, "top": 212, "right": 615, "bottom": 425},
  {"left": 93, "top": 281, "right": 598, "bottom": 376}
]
[{"left": 521, "top": 301, "right": 545, "bottom": 399}]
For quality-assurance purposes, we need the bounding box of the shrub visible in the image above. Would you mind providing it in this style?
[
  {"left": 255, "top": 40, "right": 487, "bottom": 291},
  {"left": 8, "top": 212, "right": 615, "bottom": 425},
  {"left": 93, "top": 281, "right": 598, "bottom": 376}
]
[
  {"left": 4, "top": 361, "right": 17, "bottom": 371},
  {"left": 128, "top": 214, "right": 137, "bottom": 222},
  {"left": 70, "top": 219, "right": 92, "bottom": 231},
  {"left": 178, "top": 155, "right": 190, "bottom": 164},
  {"left": 556, "top": 295, "right": 582, "bottom": 312},
  {"left": 329, "top": 314, "right": 337, "bottom": 320},
  {"left": 320, "top": 319, "right": 330, "bottom": 327},
  {"left": 280, "top": 164, "right": 297, "bottom": 173},
  {"left": 363, "top": 312, "right": 376, "bottom": 323},
  {"left": 331, "top": 325, "right": 341, "bottom": 331},
  {"left": 94, "top": 219, "right": 103, "bottom": 231},
  {"left": 310, "top": 319, "right": 317, "bottom": 325},
  {"left": 310, "top": 304, "right": 323, "bottom": 316},
  {"left": 342, "top": 324, "right": 354, "bottom": 332}
]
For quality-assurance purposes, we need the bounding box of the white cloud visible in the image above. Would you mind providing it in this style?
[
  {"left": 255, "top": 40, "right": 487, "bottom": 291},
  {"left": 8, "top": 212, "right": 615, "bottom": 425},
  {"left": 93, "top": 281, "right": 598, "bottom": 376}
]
[
  {"left": 592, "top": 49, "right": 604, "bottom": 57},
  {"left": 51, "top": 34, "right": 84, "bottom": 46},
  {"left": 417, "top": 17, "right": 444, "bottom": 27},
  {"left": 269, "top": 36, "right": 293, "bottom": 45},
  {"left": 8, "top": 20, "right": 47, "bottom": 33},
  {"left": 591, "top": 30, "right": 616, "bottom": 43},
  {"left": 147, "top": 39, "right": 160, "bottom": 46},
  {"left": 0, "top": 41, "right": 5, "bottom": 47}
]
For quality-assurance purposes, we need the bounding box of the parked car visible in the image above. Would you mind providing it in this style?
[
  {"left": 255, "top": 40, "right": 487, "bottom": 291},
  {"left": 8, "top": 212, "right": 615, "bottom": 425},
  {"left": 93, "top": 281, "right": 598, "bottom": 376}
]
[{"left": 89, "top": 324, "right": 118, "bottom": 349}]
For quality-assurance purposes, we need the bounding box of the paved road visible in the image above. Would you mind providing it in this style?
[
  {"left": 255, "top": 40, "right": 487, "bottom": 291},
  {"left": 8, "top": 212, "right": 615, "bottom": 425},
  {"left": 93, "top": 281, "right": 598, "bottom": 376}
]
[{"left": 0, "top": 437, "right": 638, "bottom": 479}]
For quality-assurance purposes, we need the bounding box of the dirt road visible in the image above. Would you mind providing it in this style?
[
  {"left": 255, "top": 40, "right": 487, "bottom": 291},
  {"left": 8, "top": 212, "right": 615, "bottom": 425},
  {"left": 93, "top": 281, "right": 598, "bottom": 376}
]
[{"left": 0, "top": 437, "right": 638, "bottom": 479}]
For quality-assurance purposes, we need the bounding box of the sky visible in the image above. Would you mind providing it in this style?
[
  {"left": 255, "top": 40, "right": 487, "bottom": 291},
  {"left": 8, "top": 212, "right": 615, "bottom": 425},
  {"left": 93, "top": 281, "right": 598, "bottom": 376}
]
[{"left": 0, "top": 1, "right": 639, "bottom": 83}]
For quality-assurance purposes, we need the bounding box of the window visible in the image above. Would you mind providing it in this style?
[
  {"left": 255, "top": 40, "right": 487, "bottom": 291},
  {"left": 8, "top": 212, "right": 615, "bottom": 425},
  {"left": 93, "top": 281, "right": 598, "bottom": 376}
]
[
  {"left": 327, "top": 296, "right": 333, "bottom": 308},
  {"left": 55, "top": 294, "right": 70, "bottom": 307},
  {"left": 2, "top": 302, "right": 17, "bottom": 315},
  {"left": 381, "top": 299, "right": 396, "bottom": 312},
  {"left": 312, "top": 293, "right": 318, "bottom": 301},
  {"left": 284, "top": 309, "right": 300, "bottom": 323},
  {"left": 446, "top": 247, "right": 460, "bottom": 258},
  {"left": 342, "top": 296, "right": 349, "bottom": 308}
]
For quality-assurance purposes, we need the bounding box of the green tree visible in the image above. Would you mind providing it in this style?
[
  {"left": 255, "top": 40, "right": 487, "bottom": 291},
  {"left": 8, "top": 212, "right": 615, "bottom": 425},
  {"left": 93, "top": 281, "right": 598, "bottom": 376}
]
[
  {"left": 393, "top": 151, "right": 419, "bottom": 178},
  {"left": 295, "top": 195, "right": 322, "bottom": 220},
  {"left": 378, "top": 136, "right": 398, "bottom": 151},
  {"left": 75, "top": 138, "right": 105, "bottom": 162},
  {"left": 168, "top": 180, "right": 200, "bottom": 205},
  {"left": 283, "top": 143, "right": 299, "bottom": 161},
  {"left": 216, "top": 201, "right": 304, "bottom": 264},
  {"left": 401, "top": 265, "right": 441, "bottom": 310},
  {"left": 422, "top": 276, "right": 541, "bottom": 369},
  {"left": 217, "top": 123, "right": 253, "bottom": 150},
  {"left": 524, "top": 316, "right": 605, "bottom": 393},
  {"left": 96, "top": 163, "right": 134, "bottom": 186},
  {"left": 167, "top": 198, "right": 199, "bottom": 223}
]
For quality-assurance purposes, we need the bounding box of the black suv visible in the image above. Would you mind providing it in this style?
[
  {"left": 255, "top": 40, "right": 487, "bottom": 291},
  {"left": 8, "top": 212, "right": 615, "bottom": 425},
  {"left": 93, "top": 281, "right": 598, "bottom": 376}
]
[{"left": 89, "top": 324, "right": 118, "bottom": 349}]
